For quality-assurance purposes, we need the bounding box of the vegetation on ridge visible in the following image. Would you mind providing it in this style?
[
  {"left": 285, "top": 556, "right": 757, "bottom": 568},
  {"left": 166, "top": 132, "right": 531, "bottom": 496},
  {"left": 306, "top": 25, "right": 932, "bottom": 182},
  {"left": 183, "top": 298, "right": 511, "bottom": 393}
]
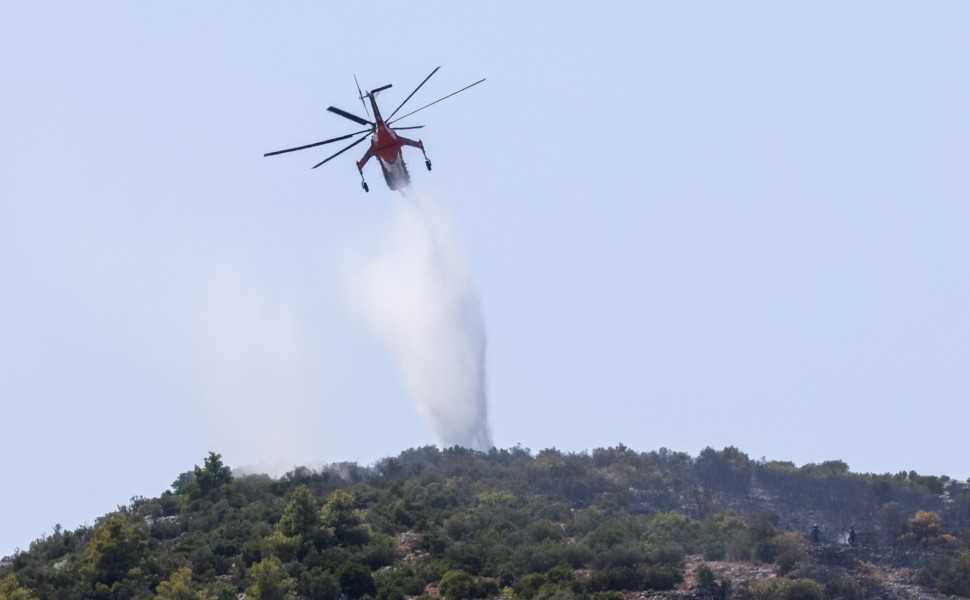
[{"left": 2, "top": 445, "right": 970, "bottom": 599}]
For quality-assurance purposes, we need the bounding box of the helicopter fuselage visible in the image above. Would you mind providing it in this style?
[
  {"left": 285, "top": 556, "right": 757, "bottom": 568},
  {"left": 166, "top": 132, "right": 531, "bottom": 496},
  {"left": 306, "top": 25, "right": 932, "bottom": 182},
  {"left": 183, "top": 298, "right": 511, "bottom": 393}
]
[{"left": 356, "top": 93, "right": 426, "bottom": 192}]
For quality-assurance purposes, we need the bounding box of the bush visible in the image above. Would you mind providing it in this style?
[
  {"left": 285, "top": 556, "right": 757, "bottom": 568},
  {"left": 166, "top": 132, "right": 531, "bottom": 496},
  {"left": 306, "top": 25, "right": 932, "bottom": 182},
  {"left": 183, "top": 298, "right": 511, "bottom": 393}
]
[
  {"left": 920, "top": 550, "right": 970, "bottom": 596},
  {"left": 246, "top": 556, "right": 297, "bottom": 600},
  {"left": 825, "top": 576, "right": 864, "bottom": 600},
  {"left": 637, "top": 564, "right": 681, "bottom": 590},
  {"left": 900, "top": 511, "right": 957, "bottom": 548},
  {"left": 745, "top": 577, "right": 823, "bottom": 600},
  {"left": 772, "top": 533, "right": 804, "bottom": 576},
  {"left": 337, "top": 562, "right": 377, "bottom": 599},
  {"left": 300, "top": 568, "right": 341, "bottom": 600},
  {"left": 439, "top": 570, "right": 474, "bottom": 600}
]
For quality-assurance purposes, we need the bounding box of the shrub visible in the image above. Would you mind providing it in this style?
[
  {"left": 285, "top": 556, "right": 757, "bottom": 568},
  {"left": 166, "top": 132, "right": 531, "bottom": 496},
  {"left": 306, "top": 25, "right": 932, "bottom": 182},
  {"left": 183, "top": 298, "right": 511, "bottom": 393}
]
[{"left": 745, "top": 577, "right": 823, "bottom": 600}]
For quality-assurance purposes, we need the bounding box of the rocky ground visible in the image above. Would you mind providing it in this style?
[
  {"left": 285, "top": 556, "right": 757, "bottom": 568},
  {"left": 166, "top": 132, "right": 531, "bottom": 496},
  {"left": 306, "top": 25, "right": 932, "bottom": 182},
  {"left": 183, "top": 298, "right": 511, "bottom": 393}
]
[{"left": 626, "top": 549, "right": 956, "bottom": 600}]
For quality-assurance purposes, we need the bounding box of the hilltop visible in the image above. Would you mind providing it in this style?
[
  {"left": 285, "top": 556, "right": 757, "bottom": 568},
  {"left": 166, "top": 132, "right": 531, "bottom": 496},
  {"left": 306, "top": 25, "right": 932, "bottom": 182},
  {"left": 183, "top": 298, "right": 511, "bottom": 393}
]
[{"left": 2, "top": 445, "right": 969, "bottom": 599}]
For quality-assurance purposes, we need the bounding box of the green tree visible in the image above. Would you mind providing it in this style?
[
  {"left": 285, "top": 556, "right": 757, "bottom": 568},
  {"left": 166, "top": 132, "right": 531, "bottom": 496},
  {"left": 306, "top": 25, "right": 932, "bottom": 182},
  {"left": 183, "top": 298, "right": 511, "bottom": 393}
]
[
  {"left": 696, "top": 447, "right": 754, "bottom": 493},
  {"left": 700, "top": 511, "right": 749, "bottom": 560},
  {"left": 246, "top": 556, "right": 296, "bottom": 600},
  {"left": 0, "top": 574, "right": 38, "bottom": 600},
  {"left": 322, "top": 490, "right": 370, "bottom": 546},
  {"left": 185, "top": 452, "right": 234, "bottom": 505},
  {"left": 268, "top": 484, "right": 325, "bottom": 560},
  {"left": 263, "top": 530, "right": 303, "bottom": 563},
  {"left": 337, "top": 563, "right": 377, "bottom": 599},
  {"left": 300, "top": 568, "right": 341, "bottom": 600},
  {"left": 80, "top": 512, "right": 149, "bottom": 587},
  {"left": 438, "top": 570, "right": 474, "bottom": 600},
  {"left": 171, "top": 471, "right": 196, "bottom": 495},
  {"left": 900, "top": 511, "right": 956, "bottom": 547},
  {"left": 376, "top": 585, "right": 406, "bottom": 600},
  {"left": 279, "top": 485, "right": 319, "bottom": 539},
  {"left": 156, "top": 567, "right": 213, "bottom": 600},
  {"left": 642, "top": 511, "right": 701, "bottom": 556}
]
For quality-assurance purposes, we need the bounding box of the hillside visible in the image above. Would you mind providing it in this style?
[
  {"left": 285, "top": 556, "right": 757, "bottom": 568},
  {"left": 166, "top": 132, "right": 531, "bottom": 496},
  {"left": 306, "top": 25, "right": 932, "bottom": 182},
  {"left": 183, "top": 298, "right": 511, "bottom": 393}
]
[{"left": 2, "top": 445, "right": 969, "bottom": 599}]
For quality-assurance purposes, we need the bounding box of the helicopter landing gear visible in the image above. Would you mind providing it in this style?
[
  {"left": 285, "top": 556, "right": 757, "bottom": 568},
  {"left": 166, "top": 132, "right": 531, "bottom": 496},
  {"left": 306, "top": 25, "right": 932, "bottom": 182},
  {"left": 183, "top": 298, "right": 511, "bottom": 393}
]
[{"left": 425, "top": 159, "right": 432, "bottom": 171}]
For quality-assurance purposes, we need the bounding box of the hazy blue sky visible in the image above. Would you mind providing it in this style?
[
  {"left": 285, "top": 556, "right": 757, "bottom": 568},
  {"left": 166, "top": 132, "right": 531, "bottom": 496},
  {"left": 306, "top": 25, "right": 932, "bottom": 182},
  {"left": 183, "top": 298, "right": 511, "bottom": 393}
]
[{"left": 2, "top": 3, "right": 968, "bottom": 555}]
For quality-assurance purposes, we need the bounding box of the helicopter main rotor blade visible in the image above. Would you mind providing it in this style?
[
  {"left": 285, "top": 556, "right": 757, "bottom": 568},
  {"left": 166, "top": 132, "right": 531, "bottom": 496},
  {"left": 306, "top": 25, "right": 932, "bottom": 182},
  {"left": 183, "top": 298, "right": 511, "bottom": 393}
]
[
  {"left": 263, "top": 128, "right": 372, "bottom": 157},
  {"left": 327, "top": 106, "right": 373, "bottom": 126},
  {"left": 311, "top": 133, "right": 371, "bottom": 169},
  {"left": 386, "top": 66, "right": 440, "bottom": 122},
  {"left": 354, "top": 74, "right": 372, "bottom": 121},
  {"left": 391, "top": 125, "right": 425, "bottom": 131},
  {"left": 388, "top": 78, "right": 485, "bottom": 125}
]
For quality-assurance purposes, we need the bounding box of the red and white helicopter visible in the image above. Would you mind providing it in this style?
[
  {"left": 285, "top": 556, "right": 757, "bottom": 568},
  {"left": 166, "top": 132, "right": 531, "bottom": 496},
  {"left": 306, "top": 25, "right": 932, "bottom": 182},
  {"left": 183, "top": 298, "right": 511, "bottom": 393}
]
[{"left": 264, "top": 67, "right": 484, "bottom": 192}]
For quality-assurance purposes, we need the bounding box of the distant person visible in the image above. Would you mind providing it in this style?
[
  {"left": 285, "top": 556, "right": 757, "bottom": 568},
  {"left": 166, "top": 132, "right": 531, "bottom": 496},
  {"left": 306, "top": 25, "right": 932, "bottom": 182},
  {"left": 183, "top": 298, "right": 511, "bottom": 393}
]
[
  {"left": 848, "top": 527, "right": 856, "bottom": 547},
  {"left": 811, "top": 524, "right": 821, "bottom": 544}
]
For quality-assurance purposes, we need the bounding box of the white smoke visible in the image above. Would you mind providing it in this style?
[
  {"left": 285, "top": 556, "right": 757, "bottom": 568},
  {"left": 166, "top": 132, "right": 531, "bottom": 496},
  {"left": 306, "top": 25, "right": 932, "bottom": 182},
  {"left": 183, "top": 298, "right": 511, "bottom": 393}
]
[{"left": 348, "top": 191, "right": 491, "bottom": 450}]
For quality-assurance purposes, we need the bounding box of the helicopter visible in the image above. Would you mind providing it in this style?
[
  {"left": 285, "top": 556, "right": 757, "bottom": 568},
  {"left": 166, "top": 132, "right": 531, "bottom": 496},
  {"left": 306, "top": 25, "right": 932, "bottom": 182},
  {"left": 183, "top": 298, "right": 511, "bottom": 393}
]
[{"left": 264, "top": 67, "right": 484, "bottom": 192}]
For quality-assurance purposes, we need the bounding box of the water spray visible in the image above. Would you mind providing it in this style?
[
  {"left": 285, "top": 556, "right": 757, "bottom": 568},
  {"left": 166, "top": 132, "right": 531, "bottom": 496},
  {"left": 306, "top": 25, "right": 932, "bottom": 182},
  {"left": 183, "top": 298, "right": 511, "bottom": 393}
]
[{"left": 351, "top": 190, "right": 491, "bottom": 450}]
